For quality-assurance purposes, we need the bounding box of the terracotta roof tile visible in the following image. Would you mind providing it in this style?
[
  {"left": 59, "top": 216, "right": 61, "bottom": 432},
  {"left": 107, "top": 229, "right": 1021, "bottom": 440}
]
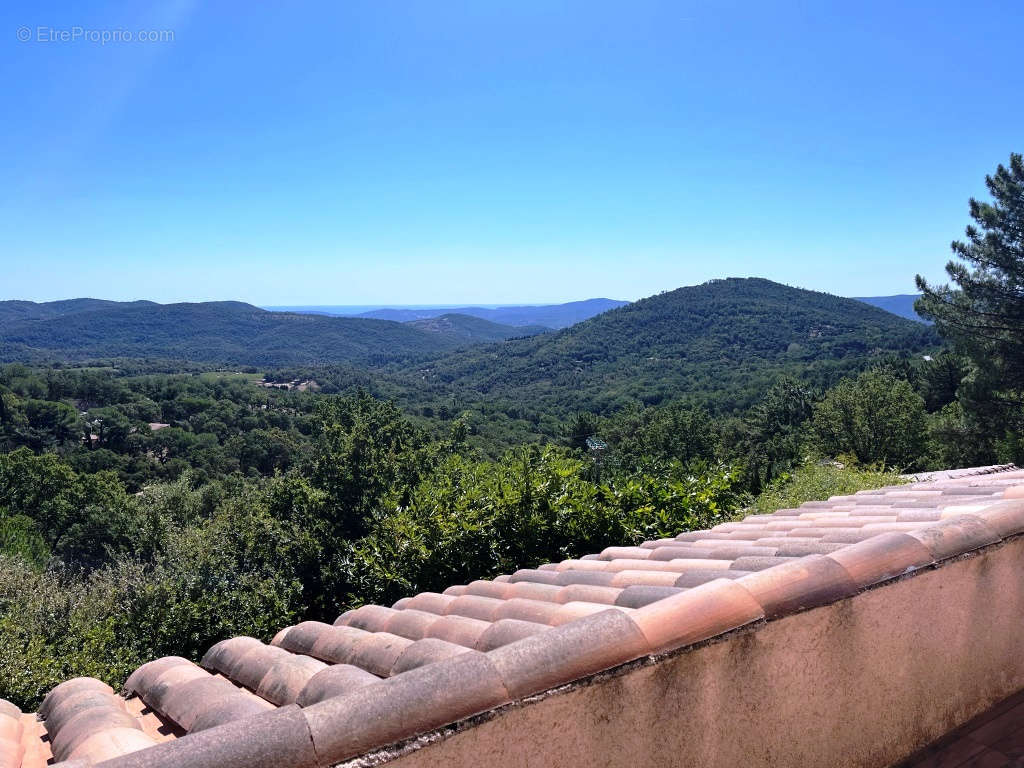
[
  {"left": 507, "top": 567, "right": 561, "bottom": 585},
  {"left": 614, "top": 584, "right": 687, "bottom": 608},
  {"left": 190, "top": 692, "right": 274, "bottom": 733},
  {"left": 294, "top": 664, "right": 380, "bottom": 706},
  {"left": 826, "top": 532, "right": 935, "bottom": 588},
  {"left": 557, "top": 583, "right": 623, "bottom": 604},
  {"left": 420, "top": 614, "right": 492, "bottom": 648},
  {"left": 337, "top": 604, "right": 398, "bottom": 632},
  {"left": 199, "top": 637, "right": 263, "bottom": 676},
  {"left": 345, "top": 632, "right": 415, "bottom": 677},
  {"left": 384, "top": 608, "right": 447, "bottom": 639},
  {"left": 255, "top": 654, "right": 327, "bottom": 705},
  {"left": 269, "top": 621, "right": 332, "bottom": 655},
  {"left": 488, "top": 610, "right": 649, "bottom": 698},
  {"left": 975, "top": 499, "right": 1024, "bottom": 538},
  {"left": 308, "top": 625, "right": 371, "bottom": 664},
  {"left": 4, "top": 464, "right": 1022, "bottom": 767},
  {"left": 631, "top": 578, "right": 765, "bottom": 653},
  {"left": 736, "top": 554, "right": 859, "bottom": 619},
  {"left": 398, "top": 591, "right": 457, "bottom": 614},
  {"left": 674, "top": 568, "right": 752, "bottom": 587},
  {"left": 390, "top": 638, "right": 473, "bottom": 674},
  {"left": 475, "top": 618, "right": 549, "bottom": 651},
  {"left": 304, "top": 652, "right": 510, "bottom": 765},
  {"left": 508, "top": 581, "right": 564, "bottom": 602},
  {"left": 905, "top": 514, "right": 1002, "bottom": 560},
  {"left": 98, "top": 705, "right": 318, "bottom": 768},
  {"left": 156, "top": 675, "right": 237, "bottom": 729}
]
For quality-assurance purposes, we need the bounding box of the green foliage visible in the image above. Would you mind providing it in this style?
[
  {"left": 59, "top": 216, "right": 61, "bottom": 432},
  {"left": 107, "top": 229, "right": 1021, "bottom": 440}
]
[
  {"left": 916, "top": 153, "right": 1024, "bottom": 462},
  {"left": 0, "top": 512, "right": 49, "bottom": 566},
  {"left": 307, "top": 392, "right": 437, "bottom": 539},
  {"left": 916, "top": 153, "right": 1024, "bottom": 396},
  {"left": 0, "top": 301, "right": 463, "bottom": 367},
  {"left": 812, "top": 370, "right": 927, "bottom": 469},
  {"left": 0, "top": 448, "right": 138, "bottom": 568},
  {"left": 751, "top": 462, "right": 907, "bottom": 516},
  {"left": 344, "top": 447, "right": 747, "bottom": 607},
  {"left": 0, "top": 271, "right": 1007, "bottom": 711},
  {"left": 725, "top": 378, "right": 814, "bottom": 492},
  {"left": 0, "top": 392, "right": 754, "bottom": 709},
  {"left": 599, "top": 403, "right": 718, "bottom": 470}
]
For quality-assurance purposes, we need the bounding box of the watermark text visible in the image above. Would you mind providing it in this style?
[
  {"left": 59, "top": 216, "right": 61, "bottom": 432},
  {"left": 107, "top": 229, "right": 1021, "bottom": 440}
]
[{"left": 17, "top": 25, "right": 175, "bottom": 44}]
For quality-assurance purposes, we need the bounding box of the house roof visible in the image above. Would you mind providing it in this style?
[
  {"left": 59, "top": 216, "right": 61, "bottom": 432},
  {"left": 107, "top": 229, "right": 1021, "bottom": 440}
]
[{"left": 3, "top": 464, "right": 1024, "bottom": 768}]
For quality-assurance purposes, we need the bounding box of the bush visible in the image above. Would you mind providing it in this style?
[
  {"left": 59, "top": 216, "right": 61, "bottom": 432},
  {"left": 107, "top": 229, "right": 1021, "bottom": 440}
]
[{"left": 750, "top": 462, "right": 906, "bottom": 516}]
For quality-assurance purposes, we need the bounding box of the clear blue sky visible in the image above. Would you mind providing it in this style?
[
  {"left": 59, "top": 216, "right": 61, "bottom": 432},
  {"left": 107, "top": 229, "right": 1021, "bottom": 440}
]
[{"left": 1, "top": 0, "right": 1021, "bottom": 304}]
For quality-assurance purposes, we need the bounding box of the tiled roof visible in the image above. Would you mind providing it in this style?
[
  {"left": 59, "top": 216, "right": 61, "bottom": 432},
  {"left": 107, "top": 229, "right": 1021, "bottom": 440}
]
[{"left": 3, "top": 465, "right": 1024, "bottom": 768}]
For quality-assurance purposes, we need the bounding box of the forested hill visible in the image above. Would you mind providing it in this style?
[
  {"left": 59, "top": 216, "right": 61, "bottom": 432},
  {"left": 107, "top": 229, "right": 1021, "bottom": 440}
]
[
  {"left": 399, "top": 278, "right": 942, "bottom": 417},
  {"left": 0, "top": 300, "right": 465, "bottom": 366},
  {"left": 0, "top": 298, "right": 158, "bottom": 324},
  {"left": 407, "top": 313, "right": 549, "bottom": 341}
]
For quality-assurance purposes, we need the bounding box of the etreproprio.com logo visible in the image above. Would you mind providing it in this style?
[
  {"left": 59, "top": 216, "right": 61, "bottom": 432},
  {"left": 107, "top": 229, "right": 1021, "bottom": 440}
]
[{"left": 17, "top": 25, "right": 175, "bottom": 44}]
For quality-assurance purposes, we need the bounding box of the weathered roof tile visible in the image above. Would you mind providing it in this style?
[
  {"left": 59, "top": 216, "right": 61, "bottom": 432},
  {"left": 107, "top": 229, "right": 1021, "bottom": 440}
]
[
  {"left": 304, "top": 652, "right": 510, "bottom": 765},
  {"left": 630, "top": 578, "right": 765, "bottom": 653},
  {"left": 294, "top": 664, "right": 380, "bottom": 707},
  {"left": 488, "top": 610, "right": 649, "bottom": 698},
  {"left": 826, "top": 532, "right": 935, "bottom": 588},
  {"left": 736, "top": 555, "right": 859, "bottom": 619}
]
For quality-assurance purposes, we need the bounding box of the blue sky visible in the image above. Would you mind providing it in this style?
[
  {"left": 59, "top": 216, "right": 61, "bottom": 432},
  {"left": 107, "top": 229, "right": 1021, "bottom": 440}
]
[{"left": 1, "top": 0, "right": 1021, "bottom": 304}]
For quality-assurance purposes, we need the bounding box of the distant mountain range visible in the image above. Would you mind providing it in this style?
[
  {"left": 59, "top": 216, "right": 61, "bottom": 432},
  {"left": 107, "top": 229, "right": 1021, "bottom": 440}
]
[
  {"left": 0, "top": 284, "right": 939, "bottom": 413},
  {"left": 265, "top": 298, "right": 628, "bottom": 329},
  {"left": 0, "top": 300, "right": 466, "bottom": 366},
  {"left": 389, "top": 278, "right": 941, "bottom": 417},
  {"left": 853, "top": 294, "right": 928, "bottom": 323},
  {"left": 0, "top": 299, "right": 565, "bottom": 366},
  {"left": 407, "top": 314, "right": 549, "bottom": 342}
]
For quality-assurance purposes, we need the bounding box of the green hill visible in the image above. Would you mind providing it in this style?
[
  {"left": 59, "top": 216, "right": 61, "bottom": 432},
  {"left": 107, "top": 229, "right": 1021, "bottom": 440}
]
[
  {"left": 0, "top": 301, "right": 463, "bottom": 366},
  {"left": 395, "top": 278, "right": 941, "bottom": 418},
  {"left": 407, "top": 313, "right": 549, "bottom": 342},
  {"left": 0, "top": 298, "right": 157, "bottom": 324}
]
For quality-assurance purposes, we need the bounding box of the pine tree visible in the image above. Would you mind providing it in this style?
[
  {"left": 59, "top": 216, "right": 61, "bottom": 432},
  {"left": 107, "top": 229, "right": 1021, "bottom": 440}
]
[{"left": 916, "top": 153, "right": 1024, "bottom": 407}]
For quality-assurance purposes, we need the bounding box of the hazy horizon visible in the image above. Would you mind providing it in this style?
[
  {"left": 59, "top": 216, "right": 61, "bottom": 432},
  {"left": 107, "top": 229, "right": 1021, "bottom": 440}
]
[{"left": 0, "top": 288, "right": 922, "bottom": 309}]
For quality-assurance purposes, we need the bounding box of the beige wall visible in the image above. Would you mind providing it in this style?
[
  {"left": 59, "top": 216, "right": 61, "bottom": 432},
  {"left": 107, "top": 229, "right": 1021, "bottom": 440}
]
[{"left": 375, "top": 536, "right": 1024, "bottom": 768}]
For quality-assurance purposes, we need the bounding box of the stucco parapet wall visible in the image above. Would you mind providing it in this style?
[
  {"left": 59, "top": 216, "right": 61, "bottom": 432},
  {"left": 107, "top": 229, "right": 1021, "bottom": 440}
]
[{"left": 343, "top": 528, "right": 1024, "bottom": 768}]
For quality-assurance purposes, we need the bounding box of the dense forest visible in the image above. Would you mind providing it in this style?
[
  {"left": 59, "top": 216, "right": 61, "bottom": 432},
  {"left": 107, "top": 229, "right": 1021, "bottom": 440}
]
[
  {"left": 0, "top": 301, "right": 465, "bottom": 366},
  {"left": 1, "top": 154, "right": 1021, "bottom": 712},
  {"left": 406, "top": 313, "right": 550, "bottom": 342}
]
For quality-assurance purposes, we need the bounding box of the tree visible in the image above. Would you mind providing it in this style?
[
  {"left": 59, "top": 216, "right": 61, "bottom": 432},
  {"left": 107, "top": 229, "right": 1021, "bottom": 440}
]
[
  {"left": 916, "top": 153, "right": 1024, "bottom": 406},
  {"left": 812, "top": 370, "right": 927, "bottom": 468},
  {"left": 561, "top": 412, "right": 600, "bottom": 452},
  {"left": 306, "top": 392, "right": 429, "bottom": 539},
  {"left": 601, "top": 403, "right": 718, "bottom": 469},
  {"left": 730, "top": 378, "right": 814, "bottom": 491}
]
